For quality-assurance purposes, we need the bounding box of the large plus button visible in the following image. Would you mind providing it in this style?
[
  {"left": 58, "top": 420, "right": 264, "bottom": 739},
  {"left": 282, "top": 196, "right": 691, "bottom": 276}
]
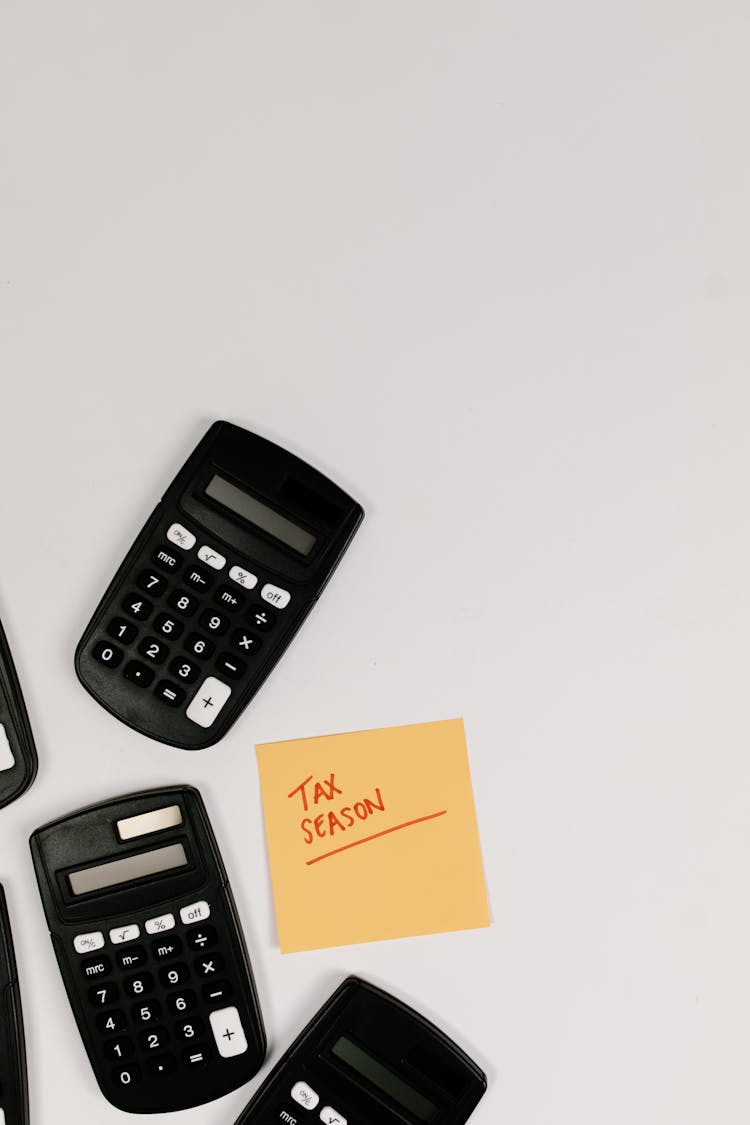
[
  {"left": 185, "top": 677, "right": 232, "bottom": 728},
  {"left": 209, "top": 1006, "right": 248, "bottom": 1058}
]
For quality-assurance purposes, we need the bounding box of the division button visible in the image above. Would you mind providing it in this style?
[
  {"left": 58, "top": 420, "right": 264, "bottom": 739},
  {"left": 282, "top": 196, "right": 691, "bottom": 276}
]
[
  {"left": 247, "top": 605, "right": 275, "bottom": 631},
  {"left": 166, "top": 523, "right": 196, "bottom": 551},
  {"left": 209, "top": 1006, "right": 248, "bottom": 1058},
  {"left": 74, "top": 931, "right": 105, "bottom": 954},
  {"left": 185, "top": 677, "right": 231, "bottom": 728},
  {"left": 291, "top": 1081, "right": 320, "bottom": 1110}
]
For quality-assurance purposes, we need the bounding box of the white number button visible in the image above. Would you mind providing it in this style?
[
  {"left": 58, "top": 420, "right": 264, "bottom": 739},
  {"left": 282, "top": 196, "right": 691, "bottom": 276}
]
[
  {"left": 167, "top": 523, "right": 196, "bottom": 550},
  {"left": 145, "top": 913, "right": 176, "bottom": 935},
  {"left": 198, "top": 545, "right": 226, "bottom": 570},
  {"left": 320, "top": 1108, "right": 347, "bottom": 1125},
  {"left": 185, "top": 676, "right": 232, "bottom": 728},
  {"left": 73, "top": 931, "right": 105, "bottom": 954},
  {"left": 260, "top": 582, "right": 291, "bottom": 609},
  {"left": 109, "top": 923, "right": 140, "bottom": 944},
  {"left": 228, "top": 565, "right": 258, "bottom": 589},
  {"left": 209, "top": 1006, "right": 248, "bottom": 1057},
  {"left": 180, "top": 900, "right": 211, "bottom": 925},
  {"left": 291, "top": 1081, "right": 320, "bottom": 1110}
]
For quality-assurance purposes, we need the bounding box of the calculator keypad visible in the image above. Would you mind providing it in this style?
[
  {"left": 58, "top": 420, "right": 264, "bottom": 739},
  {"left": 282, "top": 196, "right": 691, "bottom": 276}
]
[
  {"left": 73, "top": 899, "right": 252, "bottom": 1096},
  {"left": 87, "top": 520, "right": 294, "bottom": 735}
]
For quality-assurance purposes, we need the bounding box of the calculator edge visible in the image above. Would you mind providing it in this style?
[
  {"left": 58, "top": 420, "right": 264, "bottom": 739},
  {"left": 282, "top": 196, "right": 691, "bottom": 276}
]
[
  {"left": 0, "top": 884, "right": 30, "bottom": 1125},
  {"left": 0, "top": 616, "right": 39, "bottom": 810}
]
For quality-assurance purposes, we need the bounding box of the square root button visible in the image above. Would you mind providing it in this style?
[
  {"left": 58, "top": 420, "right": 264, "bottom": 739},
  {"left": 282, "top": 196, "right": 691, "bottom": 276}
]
[{"left": 185, "top": 677, "right": 232, "bottom": 728}]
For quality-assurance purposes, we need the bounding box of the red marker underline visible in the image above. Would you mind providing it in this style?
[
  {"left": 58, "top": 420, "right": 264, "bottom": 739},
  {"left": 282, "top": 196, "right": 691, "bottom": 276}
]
[{"left": 305, "top": 810, "right": 448, "bottom": 866}]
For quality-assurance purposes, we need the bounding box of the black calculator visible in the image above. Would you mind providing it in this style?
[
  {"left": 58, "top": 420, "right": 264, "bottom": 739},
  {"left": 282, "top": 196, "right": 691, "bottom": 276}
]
[
  {"left": 75, "top": 420, "right": 364, "bottom": 749},
  {"left": 29, "top": 785, "right": 266, "bottom": 1113},
  {"left": 234, "top": 977, "right": 487, "bottom": 1125},
  {"left": 0, "top": 884, "right": 29, "bottom": 1125},
  {"left": 0, "top": 618, "right": 38, "bottom": 811}
]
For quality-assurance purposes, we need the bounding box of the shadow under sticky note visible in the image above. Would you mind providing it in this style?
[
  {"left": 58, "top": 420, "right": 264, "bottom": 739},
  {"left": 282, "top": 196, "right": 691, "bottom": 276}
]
[{"left": 255, "top": 718, "right": 490, "bottom": 953}]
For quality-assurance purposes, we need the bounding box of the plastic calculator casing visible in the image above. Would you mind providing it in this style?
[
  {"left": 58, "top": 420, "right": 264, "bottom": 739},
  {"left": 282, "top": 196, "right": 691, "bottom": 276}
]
[
  {"left": 0, "top": 885, "right": 29, "bottom": 1125},
  {"left": 0, "top": 619, "right": 38, "bottom": 811},
  {"left": 234, "top": 977, "right": 487, "bottom": 1125},
  {"left": 75, "top": 420, "right": 364, "bottom": 749},
  {"left": 29, "top": 785, "right": 266, "bottom": 1114}
]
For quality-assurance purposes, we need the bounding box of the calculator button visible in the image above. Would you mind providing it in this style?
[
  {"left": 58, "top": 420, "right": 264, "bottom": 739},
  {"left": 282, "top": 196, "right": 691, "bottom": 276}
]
[
  {"left": 139, "top": 1027, "right": 170, "bottom": 1052},
  {"left": 167, "top": 989, "right": 197, "bottom": 1015},
  {"left": 152, "top": 546, "right": 182, "bottom": 572},
  {"left": 179, "top": 900, "right": 211, "bottom": 925},
  {"left": 291, "top": 1081, "right": 320, "bottom": 1110},
  {"left": 200, "top": 609, "right": 230, "bottom": 635},
  {"left": 154, "top": 681, "right": 186, "bottom": 707},
  {"left": 168, "top": 590, "right": 199, "bottom": 616},
  {"left": 198, "top": 545, "right": 226, "bottom": 570},
  {"left": 158, "top": 963, "right": 190, "bottom": 988},
  {"left": 137, "top": 570, "right": 168, "bottom": 597},
  {"left": 261, "top": 582, "right": 291, "bottom": 609},
  {"left": 106, "top": 617, "right": 138, "bottom": 644},
  {"left": 185, "top": 677, "right": 231, "bottom": 728},
  {"left": 214, "top": 585, "right": 244, "bottom": 611},
  {"left": 209, "top": 1006, "right": 248, "bottom": 1058},
  {"left": 184, "top": 566, "right": 214, "bottom": 590},
  {"left": 132, "top": 1000, "right": 162, "bottom": 1025},
  {"left": 183, "top": 1045, "right": 211, "bottom": 1066},
  {"left": 138, "top": 637, "right": 169, "bottom": 664},
  {"left": 93, "top": 641, "right": 123, "bottom": 668},
  {"left": 229, "top": 565, "right": 258, "bottom": 590},
  {"left": 109, "top": 923, "right": 140, "bottom": 945},
  {"left": 145, "top": 913, "right": 175, "bottom": 935},
  {"left": 186, "top": 925, "right": 217, "bottom": 951},
  {"left": 112, "top": 1063, "right": 142, "bottom": 1087},
  {"left": 214, "top": 653, "right": 246, "bottom": 679},
  {"left": 96, "top": 1009, "right": 126, "bottom": 1034},
  {"left": 231, "top": 629, "right": 262, "bottom": 656},
  {"left": 74, "top": 931, "right": 105, "bottom": 954},
  {"left": 153, "top": 613, "right": 184, "bottom": 640},
  {"left": 202, "top": 980, "right": 232, "bottom": 1005},
  {"left": 147, "top": 1054, "right": 178, "bottom": 1079},
  {"left": 175, "top": 1017, "right": 204, "bottom": 1042},
  {"left": 320, "top": 1107, "right": 347, "bottom": 1125},
  {"left": 194, "top": 953, "right": 224, "bottom": 978},
  {"left": 88, "top": 982, "right": 119, "bottom": 1007},
  {"left": 103, "top": 1035, "right": 134, "bottom": 1062},
  {"left": 81, "top": 955, "right": 112, "bottom": 979},
  {"left": 151, "top": 935, "right": 183, "bottom": 960},
  {"left": 124, "top": 972, "right": 155, "bottom": 998},
  {"left": 169, "top": 657, "right": 200, "bottom": 684},
  {"left": 122, "top": 594, "right": 153, "bottom": 621},
  {"left": 184, "top": 634, "right": 215, "bottom": 660},
  {"left": 247, "top": 605, "right": 276, "bottom": 631},
  {"left": 117, "top": 946, "right": 147, "bottom": 971},
  {"left": 166, "top": 523, "right": 196, "bottom": 550},
  {"left": 123, "top": 661, "right": 155, "bottom": 688}
]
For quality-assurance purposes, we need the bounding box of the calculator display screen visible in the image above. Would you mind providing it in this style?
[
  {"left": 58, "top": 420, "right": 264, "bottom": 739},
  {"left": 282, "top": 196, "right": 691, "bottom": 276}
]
[
  {"left": 331, "top": 1035, "right": 438, "bottom": 1122},
  {"left": 204, "top": 474, "right": 318, "bottom": 556},
  {"left": 68, "top": 842, "right": 189, "bottom": 896}
]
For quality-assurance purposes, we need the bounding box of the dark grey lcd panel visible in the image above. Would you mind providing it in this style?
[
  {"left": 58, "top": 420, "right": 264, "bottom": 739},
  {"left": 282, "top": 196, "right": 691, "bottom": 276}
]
[
  {"left": 204, "top": 474, "right": 317, "bottom": 556},
  {"left": 68, "top": 842, "right": 189, "bottom": 896},
  {"left": 331, "top": 1036, "right": 438, "bottom": 1122}
]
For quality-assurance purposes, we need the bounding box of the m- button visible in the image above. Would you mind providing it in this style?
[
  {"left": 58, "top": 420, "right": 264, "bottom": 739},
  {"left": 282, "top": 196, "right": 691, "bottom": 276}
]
[{"left": 180, "top": 900, "right": 211, "bottom": 925}]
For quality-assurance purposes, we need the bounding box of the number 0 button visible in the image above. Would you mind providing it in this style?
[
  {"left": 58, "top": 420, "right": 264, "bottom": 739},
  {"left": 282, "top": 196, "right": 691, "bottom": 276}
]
[{"left": 93, "top": 641, "right": 123, "bottom": 668}]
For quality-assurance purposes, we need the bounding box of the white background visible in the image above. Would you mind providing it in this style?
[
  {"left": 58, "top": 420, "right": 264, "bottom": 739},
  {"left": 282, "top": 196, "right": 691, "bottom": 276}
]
[{"left": 2, "top": 2, "right": 749, "bottom": 1122}]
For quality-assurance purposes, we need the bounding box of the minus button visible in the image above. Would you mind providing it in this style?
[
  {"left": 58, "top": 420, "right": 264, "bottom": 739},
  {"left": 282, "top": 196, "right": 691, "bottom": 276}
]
[{"left": 215, "top": 654, "right": 246, "bottom": 680}]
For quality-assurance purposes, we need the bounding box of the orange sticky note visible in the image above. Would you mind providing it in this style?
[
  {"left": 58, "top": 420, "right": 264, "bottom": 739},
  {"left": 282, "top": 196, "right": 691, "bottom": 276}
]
[{"left": 255, "top": 718, "right": 490, "bottom": 953}]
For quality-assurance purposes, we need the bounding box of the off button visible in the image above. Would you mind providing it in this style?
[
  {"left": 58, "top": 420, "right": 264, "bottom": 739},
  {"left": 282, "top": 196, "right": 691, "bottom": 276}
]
[{"left": 261, "top": 583, "right": 291, "bottom": 609}]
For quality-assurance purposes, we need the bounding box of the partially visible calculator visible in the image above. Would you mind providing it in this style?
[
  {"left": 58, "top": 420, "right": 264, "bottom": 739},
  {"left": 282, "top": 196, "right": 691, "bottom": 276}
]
[
  {"left": 0, "top": 884, "right": 29, "bottom": 1125},
  {"left": 29, "top": 786, "right": 266, "bottom": 1113},
  {"left": 234, "top": 977, "right": 487, "bottom": 1125},
  {"left": 75, "top": 420, "right": 364, "bottom": 749},
  {"left": 0, "top": 618, "right": 37, "bottom": 811}
]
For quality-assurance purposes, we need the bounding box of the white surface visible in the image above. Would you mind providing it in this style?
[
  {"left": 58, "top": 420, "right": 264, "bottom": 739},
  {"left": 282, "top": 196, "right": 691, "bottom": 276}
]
[{"left": 1, "top": 2, "right": 749, "bottom": 1123}]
